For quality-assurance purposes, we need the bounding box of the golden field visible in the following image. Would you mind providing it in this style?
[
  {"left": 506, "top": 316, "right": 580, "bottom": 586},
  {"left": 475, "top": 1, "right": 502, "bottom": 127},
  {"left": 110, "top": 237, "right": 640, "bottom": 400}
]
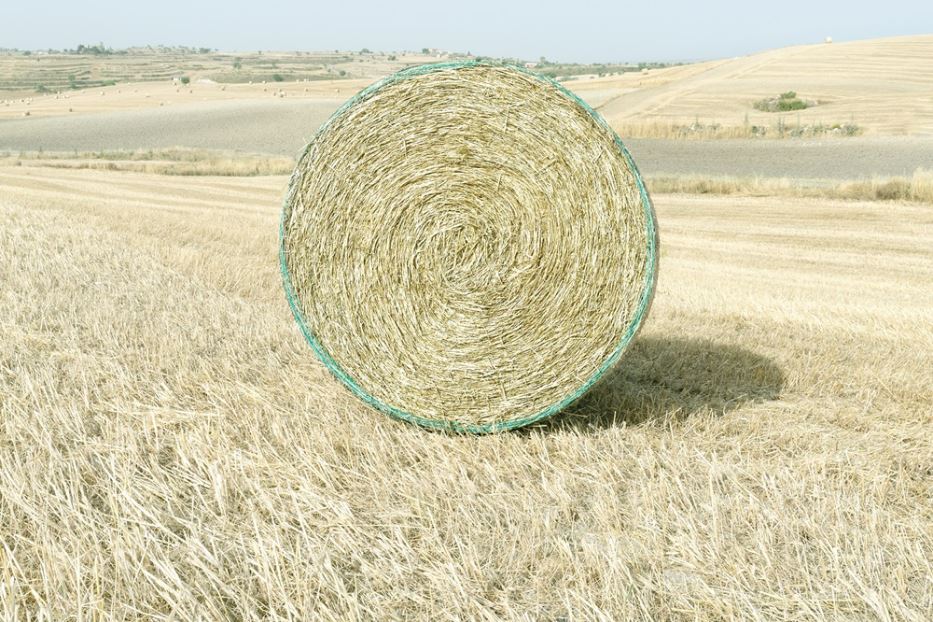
[
  {"left": 575, "top": 34, "right": 933, "bottom": 137},
  {"left": 0, "top": 76, "right": 369, "bottom": 120},
  {"left": 0, "top": 163, "right": 930, "bottom": 619}
]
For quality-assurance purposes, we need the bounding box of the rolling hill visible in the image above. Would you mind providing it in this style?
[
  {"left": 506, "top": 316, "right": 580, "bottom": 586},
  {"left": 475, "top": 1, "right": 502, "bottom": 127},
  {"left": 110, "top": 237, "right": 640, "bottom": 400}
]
[{"left": 571, "top": 34, "right": 933, "bottom": 137}]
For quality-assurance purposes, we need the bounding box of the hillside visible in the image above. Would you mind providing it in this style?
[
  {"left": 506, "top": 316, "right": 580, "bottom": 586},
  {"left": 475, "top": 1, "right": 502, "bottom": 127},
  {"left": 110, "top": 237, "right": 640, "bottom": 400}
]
[
  {"left": 571, "top": 35, "right": 933, "bottom": 137},
  {"left": 0, "top": 49, "right": 446, "bottom": 94}
]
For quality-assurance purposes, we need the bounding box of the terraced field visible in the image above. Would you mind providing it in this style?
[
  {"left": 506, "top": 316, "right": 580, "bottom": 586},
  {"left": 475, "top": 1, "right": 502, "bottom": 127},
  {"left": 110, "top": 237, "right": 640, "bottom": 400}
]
[{"left": 0, "top": 49, "right": 441, "bottom": 95}]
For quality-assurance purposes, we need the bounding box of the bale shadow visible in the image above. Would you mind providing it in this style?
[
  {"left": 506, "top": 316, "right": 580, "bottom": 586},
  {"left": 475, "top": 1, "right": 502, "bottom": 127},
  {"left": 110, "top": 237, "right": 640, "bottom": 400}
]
[{"left": 541, "top": 336, "right": 785, "bottom": 432}]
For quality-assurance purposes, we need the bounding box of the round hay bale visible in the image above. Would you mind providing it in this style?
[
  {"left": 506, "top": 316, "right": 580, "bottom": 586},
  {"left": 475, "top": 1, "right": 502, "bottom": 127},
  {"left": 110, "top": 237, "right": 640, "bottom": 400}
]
[{"left": 281, "top": 62, "right": 658, "bottom": 433}]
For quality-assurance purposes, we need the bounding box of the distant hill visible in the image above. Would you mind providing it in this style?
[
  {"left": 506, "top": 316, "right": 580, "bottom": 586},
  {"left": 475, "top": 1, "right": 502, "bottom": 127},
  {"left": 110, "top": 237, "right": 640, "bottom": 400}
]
[
  {"left": 570, "top": 35, "right": 933, "bottom": 137},
  {"left": 0, "top": 50, "right": 453, "bottom": 93}
]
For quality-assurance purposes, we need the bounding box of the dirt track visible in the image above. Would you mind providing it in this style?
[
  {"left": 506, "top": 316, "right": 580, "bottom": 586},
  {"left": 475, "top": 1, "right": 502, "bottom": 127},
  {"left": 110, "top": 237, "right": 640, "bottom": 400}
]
[{"left": 1, "top": 99, "right": 931, "bottom": 178}]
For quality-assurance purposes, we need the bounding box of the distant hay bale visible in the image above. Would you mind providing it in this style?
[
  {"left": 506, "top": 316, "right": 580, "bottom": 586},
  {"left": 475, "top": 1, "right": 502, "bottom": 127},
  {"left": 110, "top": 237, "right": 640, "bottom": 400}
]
[{"left": 281, "top": 62, "right": 658, "bottom": 432}]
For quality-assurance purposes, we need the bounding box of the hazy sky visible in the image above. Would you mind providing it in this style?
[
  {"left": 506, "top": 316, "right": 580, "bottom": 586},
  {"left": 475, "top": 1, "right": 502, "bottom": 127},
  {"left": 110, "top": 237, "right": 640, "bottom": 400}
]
[{"left": 2, "top": 1, "right": 931, "bottom": 62}]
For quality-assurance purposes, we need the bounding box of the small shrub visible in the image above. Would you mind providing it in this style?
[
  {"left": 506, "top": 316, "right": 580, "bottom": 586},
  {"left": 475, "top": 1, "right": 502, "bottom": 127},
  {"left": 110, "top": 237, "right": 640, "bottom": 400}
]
[
  {"left": 754, "top": 91, "right": 810, "bottom": 112},
  {"left": 272, "top": 74, "right": 284, "bottom": 82},
  {"left": 179, "top": 76, "right": 190, "bottom": 85},
  {"left": 777, "top": 98, "right": 807, "bottom": 111},
  {"left": 875, "top": 180, "right": 909, "bottom": 201},
  {"left": 35, "top": 85, "right": 50, "bottom": 94},
  {"left": 842, "top": 123, "right": 861, "bottom": 136},
  {"left": 75, "top": 43, "right": 111, "bottom": 55}
]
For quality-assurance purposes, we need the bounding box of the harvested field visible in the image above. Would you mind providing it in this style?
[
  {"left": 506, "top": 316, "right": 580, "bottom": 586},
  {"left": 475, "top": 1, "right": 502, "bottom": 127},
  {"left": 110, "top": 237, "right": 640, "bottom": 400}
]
[
  {"left": 576, "top": 34, "right": 933, "bottom": 137},
  {"left": 1, "top": 166, "right": 930, "bottom": 619}
]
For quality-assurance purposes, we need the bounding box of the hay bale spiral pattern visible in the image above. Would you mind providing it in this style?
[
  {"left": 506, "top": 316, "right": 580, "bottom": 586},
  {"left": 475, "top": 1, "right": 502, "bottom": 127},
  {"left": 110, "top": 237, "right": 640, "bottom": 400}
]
[{"left": 281, "top": 62, "right": 657, "bottom": 432}]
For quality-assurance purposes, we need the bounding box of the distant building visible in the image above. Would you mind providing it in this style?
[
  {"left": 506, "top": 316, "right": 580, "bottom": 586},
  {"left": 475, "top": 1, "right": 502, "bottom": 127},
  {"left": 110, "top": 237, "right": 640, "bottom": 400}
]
[{"left": 825, "top": 36, "right": 833, "bottom": 44}]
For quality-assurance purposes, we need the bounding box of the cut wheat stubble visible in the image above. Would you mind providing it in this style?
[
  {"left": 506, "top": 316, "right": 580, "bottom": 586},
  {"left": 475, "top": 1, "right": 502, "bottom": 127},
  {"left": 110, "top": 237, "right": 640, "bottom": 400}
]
[{"left": 281, "top": 62, "right": 658, "bottom": 432}]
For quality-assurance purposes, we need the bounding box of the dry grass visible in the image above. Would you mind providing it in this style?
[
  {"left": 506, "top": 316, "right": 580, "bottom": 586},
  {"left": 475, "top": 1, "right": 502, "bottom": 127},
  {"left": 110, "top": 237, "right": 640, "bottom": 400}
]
[
  {"left": 1, "top": 165, "right": 931, "bottom": 619},
  {"left": 0, "top": 148, "right": 295, "bottom": 176},
  {"left": 616, "top": 120, "right": 861, "bottom": 140},
  {"left": 649, "top": 168, "right": 933, "bottom": 202}
]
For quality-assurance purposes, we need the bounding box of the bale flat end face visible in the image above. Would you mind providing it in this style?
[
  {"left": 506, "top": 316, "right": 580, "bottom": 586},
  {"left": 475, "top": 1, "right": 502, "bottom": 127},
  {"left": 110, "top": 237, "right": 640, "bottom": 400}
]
[{"left": 281, "top": 62, "right": 658, "bottom": 432}]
